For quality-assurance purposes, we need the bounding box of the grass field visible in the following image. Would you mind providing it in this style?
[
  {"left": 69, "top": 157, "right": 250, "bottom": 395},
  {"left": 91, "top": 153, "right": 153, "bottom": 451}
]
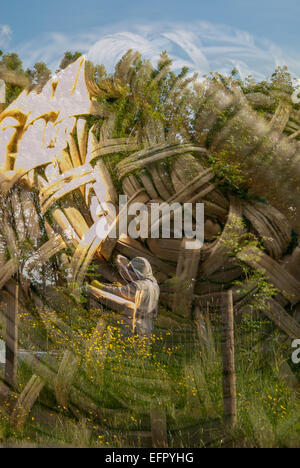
[{"left": 0, "top": 303, "right": 299, "bottom": 448}]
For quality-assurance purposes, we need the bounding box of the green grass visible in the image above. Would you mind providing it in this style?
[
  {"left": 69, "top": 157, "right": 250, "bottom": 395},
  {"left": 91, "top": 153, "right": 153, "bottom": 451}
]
[{"left": 0, "top": 306, "right": 300, "bottom": 448}]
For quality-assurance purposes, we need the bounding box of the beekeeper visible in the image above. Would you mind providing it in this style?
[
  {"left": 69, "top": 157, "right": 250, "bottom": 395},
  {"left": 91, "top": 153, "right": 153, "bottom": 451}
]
[{"left": 92, "top": 255, "right": 160, "bottom": 336}]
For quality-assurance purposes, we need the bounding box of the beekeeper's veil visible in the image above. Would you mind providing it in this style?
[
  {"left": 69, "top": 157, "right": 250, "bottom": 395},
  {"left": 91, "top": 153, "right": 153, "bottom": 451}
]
[
  {"left": 115, "top": 255, "right": 160, "bottom": 331},
  {"left": 129, "top": 257, "right": 156, "bottom": 282},
  {"left": 115, "top": 255, "right": 156, "bottom": 283}
]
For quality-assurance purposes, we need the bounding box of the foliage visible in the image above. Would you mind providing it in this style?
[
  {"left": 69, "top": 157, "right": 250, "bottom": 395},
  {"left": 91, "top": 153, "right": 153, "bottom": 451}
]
[
  {"left": 0, "top": 48, "right": 300, "bottom": 448},
  {"left": 2, "top": 48, "right": 300, "bottom": 225},
  {"left": 0, "top": 52, "right": 51, "bottom": 105},
  {"left": 0, "top": 52, "right": 28, "bottom": 105},
  {"left": 1, "top": 308, "right": 299, "bottom": 448},
  {"left": 58, "top": 51, "right": 82, "bottom": 71},
  {"left": 26, "top": 62, "right": 51, "bottom": 89}
]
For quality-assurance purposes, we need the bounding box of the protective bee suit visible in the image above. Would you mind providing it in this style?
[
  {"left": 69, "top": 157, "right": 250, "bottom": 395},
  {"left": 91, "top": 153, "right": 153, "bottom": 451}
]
[{"left": 93, "top": 256, "right": 160, "bottom": 336}]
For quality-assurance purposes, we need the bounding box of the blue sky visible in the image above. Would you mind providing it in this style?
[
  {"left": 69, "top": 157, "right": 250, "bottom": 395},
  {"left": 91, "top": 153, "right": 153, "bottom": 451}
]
[{"left": 1, "top": 0, "right": 300, "bottom": 80}]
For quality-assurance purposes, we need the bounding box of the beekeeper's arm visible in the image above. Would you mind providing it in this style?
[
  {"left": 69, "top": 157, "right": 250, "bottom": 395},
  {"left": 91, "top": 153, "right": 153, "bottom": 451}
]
[{"left": 91, "top": 279, "right": 137, "bottom": 302}]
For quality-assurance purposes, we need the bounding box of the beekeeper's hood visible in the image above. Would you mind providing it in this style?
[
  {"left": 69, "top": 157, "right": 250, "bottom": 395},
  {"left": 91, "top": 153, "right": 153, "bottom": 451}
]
[
  {"left": 129, "top": 257, "right": 156, "bottom": 282},
  {"left": 115, "top": 255, "right": 157, "bottom": 283}
]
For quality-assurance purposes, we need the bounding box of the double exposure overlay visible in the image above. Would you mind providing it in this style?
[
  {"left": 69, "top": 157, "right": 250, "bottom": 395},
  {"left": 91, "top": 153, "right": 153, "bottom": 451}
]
[{"left": 0, "top": 1, "right": 300, "bottom": 449}]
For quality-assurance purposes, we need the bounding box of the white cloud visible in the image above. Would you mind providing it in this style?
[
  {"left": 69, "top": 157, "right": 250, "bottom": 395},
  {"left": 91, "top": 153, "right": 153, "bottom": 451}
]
[
  {"left": 88, "top": 31, "right": 168, "bottom": 72},
  {"left": 14, "top": 20, "right": 300, "bottom": 81},
  {"left": 0, "top": 24, "right": 12, "bottom": 48}
]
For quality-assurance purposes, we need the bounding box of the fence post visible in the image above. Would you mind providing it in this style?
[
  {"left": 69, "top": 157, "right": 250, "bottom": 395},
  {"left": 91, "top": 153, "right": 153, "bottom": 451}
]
[
  {"left": 220, "top": 290, "right": 237, "bottom": 430},
  {"left": 150, "top": 406, "right": 168, "bottom": 448},
  {"left": 172, "top": 238, "right": 201, "bottom": 319},
  {"left": 5, "top": 283, "right": 19, "bottom": 388}
]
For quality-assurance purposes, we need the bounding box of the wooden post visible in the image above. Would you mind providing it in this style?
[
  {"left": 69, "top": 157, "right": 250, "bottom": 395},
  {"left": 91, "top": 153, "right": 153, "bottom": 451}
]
[
  {"left": 11, "top": 374, "right": 44, "bottom": 430},
  {"left": 172, "top": 238, "right": 201, "bottom": 319},
  {"left": 220, "top": 290, "right": 237, "bottom": 429},
  {"left": 150, "top": 406, "right": 168, "bottom": 448},
  {"left": 5, "top": 284, "right": 19, "bottom": 388},
  {"left": 55, "top": 350, "right": 79, "bottom": 409}
]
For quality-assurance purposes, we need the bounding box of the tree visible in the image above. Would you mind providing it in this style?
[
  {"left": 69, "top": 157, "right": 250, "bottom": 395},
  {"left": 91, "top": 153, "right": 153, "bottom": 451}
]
[
  {"left": 0, "top": 52, "right": 29, "bottom": 105},
  {"left": 0, "top": 52, "right": 24, "bottom": 73},
  {"left": 58, "top": 51, "right": 82, "bottom": 71},
  {"left": 270, "top": 65, "right": 294, "bottom": 94},
  {"left": 26, "top": 62, "right": 51, "bottom": 89}
]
